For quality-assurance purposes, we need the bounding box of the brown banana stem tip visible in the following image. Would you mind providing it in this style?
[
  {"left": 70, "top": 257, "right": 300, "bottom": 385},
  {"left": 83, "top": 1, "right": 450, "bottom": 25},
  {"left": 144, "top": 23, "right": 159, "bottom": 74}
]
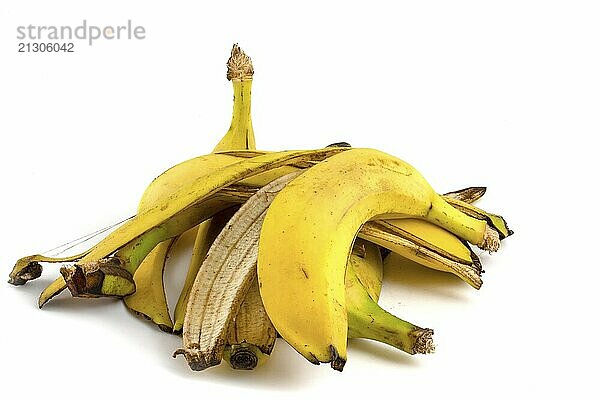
[
  {"left": 173, "top": 348, "right": 220, "bottom": 371},
  {"left": 227, "top": 44, "right": 254, "bottom": 81},
  {"left": 8, "top": 262, "right": 42, "bottom": 285},
  {"left": 230, "top": 348, "right": 259, "bottom": 370},
  {"left": 411, "top": 328, "right": 435, "bottom": 354},
  {"left": 329, "top": 345, "right": 346, "bottom": 372},
  {"left": 480, "top": 225, "right": 500, "bottom": 253}
]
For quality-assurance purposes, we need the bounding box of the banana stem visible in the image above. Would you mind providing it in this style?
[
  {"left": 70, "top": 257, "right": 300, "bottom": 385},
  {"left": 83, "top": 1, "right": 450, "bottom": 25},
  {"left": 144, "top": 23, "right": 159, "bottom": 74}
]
[
  {"left": 348, "top": 300, "right": 434, "bottom": 355},
  {"left": 223, "top": 343, "right": 268, "bottom": 370},
  {"left": 213, "top": 44, "right": 256, "bottom": 151},
  {"left": 346, "top": 258, "right": 434, "bottom": 354},
  {"left": 212, "top": 79, "right": 254, "bottom": 150},
  {"left": 230, "top": 80, "right": 254, "bottom": 147}
]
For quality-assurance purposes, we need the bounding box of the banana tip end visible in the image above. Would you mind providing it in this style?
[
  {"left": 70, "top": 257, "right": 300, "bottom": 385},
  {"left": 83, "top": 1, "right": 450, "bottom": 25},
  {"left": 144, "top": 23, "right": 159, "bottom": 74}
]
[
  {"left": 329, "top": 345, "right": 346, "bottom": 372},
  {"left": 412, "top": 328, "right": 435, "bottom": 354},
  {"left": 480, "top": 225, "right": 500, "bottom": 253},
  {"left": 229, "top": 346, "right": 260, "bottom": 370},
  {"left": 173, "top": 348, "right": 220, "bottom": 371}
]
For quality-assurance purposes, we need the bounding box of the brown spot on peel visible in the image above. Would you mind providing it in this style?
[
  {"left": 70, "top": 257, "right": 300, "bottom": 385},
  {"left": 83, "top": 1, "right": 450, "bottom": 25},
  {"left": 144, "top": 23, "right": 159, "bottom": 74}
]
[{"left": 300, "top": 267, "right": 309, "bottom": 279}]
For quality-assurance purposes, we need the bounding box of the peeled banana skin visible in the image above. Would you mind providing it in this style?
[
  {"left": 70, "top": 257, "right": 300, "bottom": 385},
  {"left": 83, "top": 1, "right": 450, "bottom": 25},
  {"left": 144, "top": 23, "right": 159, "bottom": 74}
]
[
  {"left": 123, "top": 236, "right": 179, "bottom": 332},
  {"left": 348, "top": 239, "right": 384, "bottom": 302},
  {"left": 172, "top": 209, "right": 235, "bottom": 334},
  {"left": 175, "top": 172, "right": 302, "bottom": 371},
  {"left": 257, "top": 148, "right": 501, "bottom": 370}
]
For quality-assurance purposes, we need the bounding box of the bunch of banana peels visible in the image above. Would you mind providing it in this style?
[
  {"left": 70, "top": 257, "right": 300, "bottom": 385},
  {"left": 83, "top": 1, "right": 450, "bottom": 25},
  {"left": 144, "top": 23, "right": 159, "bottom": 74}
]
[{"left": 8, "top": 45, "right": 512, "bottom": 372}]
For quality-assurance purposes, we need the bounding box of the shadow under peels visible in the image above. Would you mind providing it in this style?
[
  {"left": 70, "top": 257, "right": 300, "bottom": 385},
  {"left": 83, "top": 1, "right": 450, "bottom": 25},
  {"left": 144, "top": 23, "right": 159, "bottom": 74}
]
[
  {"left": 348, "top": 338, "right": 421, "bottom": 367},
  {"left": 383, "top": 253, "right": 475, "bottom": 302},
  {"left": 6, "top": 275, "right": 69, "bottom": 308},
  {"left": 164, "top": 338, "right": 321, "bottom": 390}
]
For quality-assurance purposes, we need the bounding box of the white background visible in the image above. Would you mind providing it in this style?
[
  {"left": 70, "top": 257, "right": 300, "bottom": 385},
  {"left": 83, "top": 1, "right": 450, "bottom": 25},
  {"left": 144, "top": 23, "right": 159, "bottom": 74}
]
[{"left": 0, "top": 1, "right": 598, "bottom": 398}]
